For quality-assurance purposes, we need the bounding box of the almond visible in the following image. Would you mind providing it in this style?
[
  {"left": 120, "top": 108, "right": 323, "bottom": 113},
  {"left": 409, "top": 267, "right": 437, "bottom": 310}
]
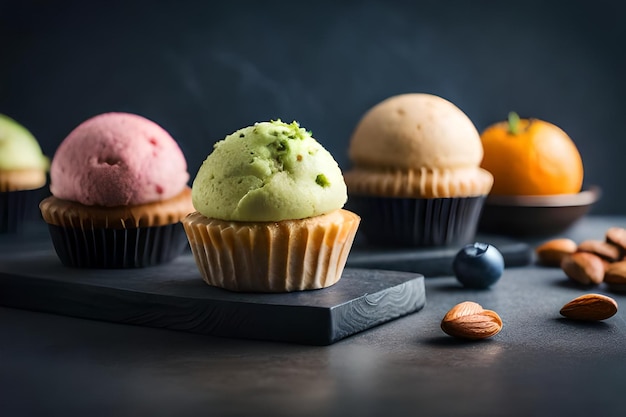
[
  {"left": 604, "top": 260, "right": 626, "bottom": 292},
  {"left": 441, "top": 301, "right": 503, "bottom": 340},
  {"left": 605, "top": 227, "right": 626, "bottom": 255},
  {"left": 577, "top": 239, "right": 622, "bottom": 262},
  {"left": 559, "top": 293, "right": 618, "bottom": 321},
  {"left": 560, "top": 252, "right": 605, "bottom": 285},
  {"left": 535, "top": 238, "right": 578, "bottom": 267}
]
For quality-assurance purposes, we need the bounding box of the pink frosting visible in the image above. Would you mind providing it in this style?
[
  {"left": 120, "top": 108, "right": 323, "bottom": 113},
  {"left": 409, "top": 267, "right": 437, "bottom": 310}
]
[{"left": 50, "top": 112, "right": 190, "bottom": 206}]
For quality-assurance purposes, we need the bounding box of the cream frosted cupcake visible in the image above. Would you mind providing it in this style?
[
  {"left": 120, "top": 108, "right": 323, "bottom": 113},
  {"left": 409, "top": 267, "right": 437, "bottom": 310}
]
[
  {"left": 183, "top": 120, "right": 360, "bottom": 293},
  {"left": 0, "top": 114, "right": 49, "bottom": 233},
  {"left": 344, "top": 93, "right": 493, "bottom": 247}
]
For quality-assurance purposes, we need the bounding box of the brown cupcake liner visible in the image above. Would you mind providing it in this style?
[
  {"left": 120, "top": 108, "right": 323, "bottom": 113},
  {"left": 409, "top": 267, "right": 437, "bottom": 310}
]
[
  {"left": 182, "top": 209, "right": 361, "bottom": 293},
  {"left": 0, "top": 188, "right": 46, "bottom": 233},
  {"left": 46, "top": 222, "right": 189, "bottom": 268},
  {"left": 346, "top": 195, "right": 486, "bottom": 247}
]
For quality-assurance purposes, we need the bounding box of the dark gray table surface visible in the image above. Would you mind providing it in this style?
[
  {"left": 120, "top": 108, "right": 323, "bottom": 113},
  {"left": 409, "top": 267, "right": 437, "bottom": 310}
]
[{"left": 2, "top": 215, "right": 626, "bottom": 417}]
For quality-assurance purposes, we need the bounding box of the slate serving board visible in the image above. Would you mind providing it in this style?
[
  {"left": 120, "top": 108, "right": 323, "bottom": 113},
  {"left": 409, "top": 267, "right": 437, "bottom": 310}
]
[{"left": 0, "top": 249, "right": 425, "bottom": 346}]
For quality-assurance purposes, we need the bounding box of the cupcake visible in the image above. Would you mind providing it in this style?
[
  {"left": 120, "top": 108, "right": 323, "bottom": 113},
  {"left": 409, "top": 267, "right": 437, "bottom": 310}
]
[
  {"left": 39, "top": 112, "right": 194, "bottom": 268},
  {"left": 0, "top": 114, "right": 49, "bottom": 233},
  {"left": 182, "top": 120, "right": 360, "bottom": 293},
  {"left": 343, "top": 93, "right": 493, "bottom": 247}
]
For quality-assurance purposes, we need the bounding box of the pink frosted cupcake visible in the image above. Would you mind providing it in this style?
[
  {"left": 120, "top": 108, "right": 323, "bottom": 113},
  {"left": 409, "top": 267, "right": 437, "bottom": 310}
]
[{"left": 39, "top": 112, "right": 194, "bottom": 268}]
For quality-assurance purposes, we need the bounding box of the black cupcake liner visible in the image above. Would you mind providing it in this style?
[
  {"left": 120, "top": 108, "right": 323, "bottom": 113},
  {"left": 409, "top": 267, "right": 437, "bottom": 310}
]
[
  {"left": 0, "top": 188, "right": 45, "bottom": 234},
  {"left": 47, "top": 222, "right": 189, "bottom": 268},
  {"left": 346, "top": 195, "right": 486, "bottom": 247}
]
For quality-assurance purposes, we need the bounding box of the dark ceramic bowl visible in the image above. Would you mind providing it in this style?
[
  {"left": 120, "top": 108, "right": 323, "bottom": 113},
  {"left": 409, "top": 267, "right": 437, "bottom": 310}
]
[{"left": 477, "top": 186, "right": 601, "bottom": 237}]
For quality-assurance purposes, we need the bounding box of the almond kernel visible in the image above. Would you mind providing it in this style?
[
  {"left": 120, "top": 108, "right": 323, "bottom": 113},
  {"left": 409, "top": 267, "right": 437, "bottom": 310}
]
[
  {"left": 535, "top": 238, "right": 578, "bottom": 267},
  {"left": 604, "top": 261, "right": 626, "bottom": 284},
  {"left": 577, "top": 239, "right": 622, "bottom": 262},
  {"left": 605, "top": 227, "right": 626, "bottom": 254},
  {"left": 603, "top": 260, "right": 626, "bottom": 292},
  {"left": 559, "top": 293, "right": 618, "bottom": 321},
  {"left": 560, "top": 252, "right": 605, "bottom": 285},
  {"left": 441, "top": 301, "right": 503, "bottom": 340}
]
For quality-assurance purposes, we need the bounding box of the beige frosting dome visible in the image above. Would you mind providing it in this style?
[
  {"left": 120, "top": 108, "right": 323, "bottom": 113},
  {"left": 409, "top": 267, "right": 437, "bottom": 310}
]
[
  {"left": 345, "top": 93, "right": 493, "bottom": 198},
  {"left": 349, "top": 93, "right": 483, "bottom": 170}
]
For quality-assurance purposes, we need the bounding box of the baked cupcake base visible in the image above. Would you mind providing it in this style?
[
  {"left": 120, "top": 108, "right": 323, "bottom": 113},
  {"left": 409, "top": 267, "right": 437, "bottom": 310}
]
[
  {"left": 346, "top": 195, "right": 486, "bottom": 247},
  {"left": 39, "top": 187, "right": 194, "bottom": 268},
  {"left": 182, "top": 209, "right": 361, "bottom": 293}
]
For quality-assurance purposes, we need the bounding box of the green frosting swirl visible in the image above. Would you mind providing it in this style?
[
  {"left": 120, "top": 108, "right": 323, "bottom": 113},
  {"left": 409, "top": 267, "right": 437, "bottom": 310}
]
[
  {"left": 192, "top": 120, "right": 347, "bottom": 221},
  {"left": 0, "top": 114, "right": 49, "bottom": 171}
]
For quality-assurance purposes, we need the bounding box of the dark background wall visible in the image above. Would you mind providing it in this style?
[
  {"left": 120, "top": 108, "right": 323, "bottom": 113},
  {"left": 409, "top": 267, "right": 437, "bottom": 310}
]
[{"left": 1, "top": 0, "right": 625, "bottom": 213}]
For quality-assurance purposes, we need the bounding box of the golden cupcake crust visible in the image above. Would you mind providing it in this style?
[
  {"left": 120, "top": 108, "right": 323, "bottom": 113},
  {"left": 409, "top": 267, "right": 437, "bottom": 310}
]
[
  {"left": 344, "top": 166, "right": 493, "bottom": 198},
  {"left": 0, "top": 169, "right": 47, "bottom": 192},
  {"left": 39, "top": 186, "right": 194, "bottom": 229},
  {"left": 346, "top": 93, "right": 492, "bottom": 198}
]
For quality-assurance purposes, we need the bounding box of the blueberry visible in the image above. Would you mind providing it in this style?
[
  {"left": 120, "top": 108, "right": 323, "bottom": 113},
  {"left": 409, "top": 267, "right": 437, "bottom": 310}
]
[{"left": 453, "top": 242, "right": 504, "bottom": 289}]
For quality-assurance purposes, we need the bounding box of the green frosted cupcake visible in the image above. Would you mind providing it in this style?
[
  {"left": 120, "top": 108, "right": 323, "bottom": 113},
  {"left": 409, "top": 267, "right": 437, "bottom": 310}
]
[
  {"left": 0, "top": 114, "right": 49, "bottom": 233},
  {"left": 183, "top": 120, "right": 360, "bottom": 292}
]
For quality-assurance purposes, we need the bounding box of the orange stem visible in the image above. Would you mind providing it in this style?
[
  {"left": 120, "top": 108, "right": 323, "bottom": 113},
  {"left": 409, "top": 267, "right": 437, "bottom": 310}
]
[{"left": 508, "top": 112, "right": 520, "bottom": 135}]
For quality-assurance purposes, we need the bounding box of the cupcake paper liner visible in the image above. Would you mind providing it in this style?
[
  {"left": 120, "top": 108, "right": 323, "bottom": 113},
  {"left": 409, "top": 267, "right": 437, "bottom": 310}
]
[
  {"left": 0, "top": 188, "right": 44, "bottom": 233},
  {"left": 346, "top": 195, "right": 486, "bottom": 247},
  {"left": 47, "top": 222, "right": 189, "bottom": 268},
  {"left": 182, "top": 209, "right": 361, "bottom": 293}
]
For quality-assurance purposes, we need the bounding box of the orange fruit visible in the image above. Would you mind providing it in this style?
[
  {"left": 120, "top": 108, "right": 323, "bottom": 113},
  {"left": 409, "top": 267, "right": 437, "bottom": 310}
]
[{"left": 480, "top": 112, "right": 584, "bottom": 196}]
